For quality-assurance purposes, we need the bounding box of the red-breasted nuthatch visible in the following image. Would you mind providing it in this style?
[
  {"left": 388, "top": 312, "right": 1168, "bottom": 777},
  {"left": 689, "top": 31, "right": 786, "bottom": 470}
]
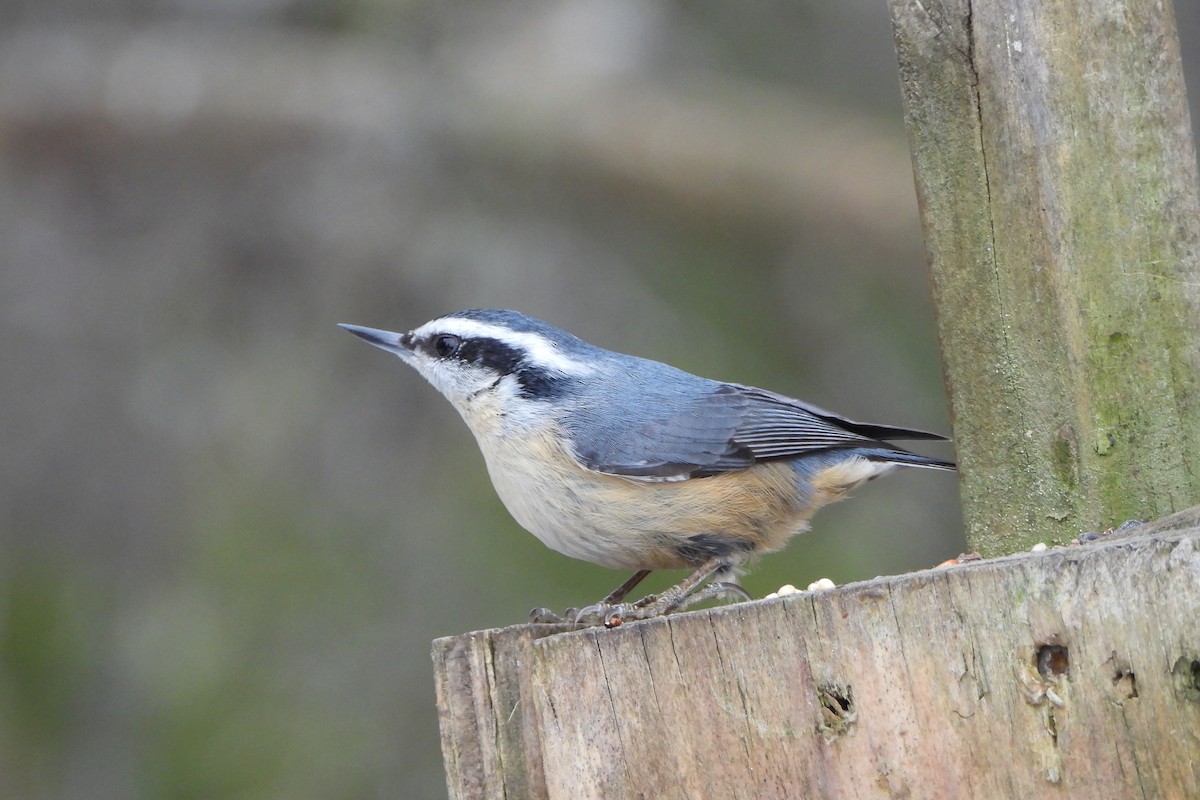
[{"left": 340, "top": 309, "right": 954, "bottom": 626}]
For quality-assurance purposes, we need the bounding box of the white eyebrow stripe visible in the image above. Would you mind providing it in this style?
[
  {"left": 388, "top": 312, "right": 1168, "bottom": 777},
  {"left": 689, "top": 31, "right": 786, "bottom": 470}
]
[{"left": 414, "top": 317, "right": 594, "bottom": 375}]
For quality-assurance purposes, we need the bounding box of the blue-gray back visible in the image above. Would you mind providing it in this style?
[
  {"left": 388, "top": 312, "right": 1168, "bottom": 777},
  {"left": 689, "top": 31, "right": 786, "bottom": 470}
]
[{"left": 562, "top": 354, "right": 951, "bottom": 480}]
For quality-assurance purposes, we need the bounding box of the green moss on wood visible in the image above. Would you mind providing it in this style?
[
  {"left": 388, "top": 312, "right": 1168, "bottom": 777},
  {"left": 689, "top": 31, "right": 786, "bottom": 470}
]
[{"left": 890, "top": 0, "right": 1200, "bottom": 554}]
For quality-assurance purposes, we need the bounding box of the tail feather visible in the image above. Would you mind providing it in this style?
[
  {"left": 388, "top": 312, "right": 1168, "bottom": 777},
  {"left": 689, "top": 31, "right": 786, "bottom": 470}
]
[
  {"left": 859, "top": 446, "right": 956, "bottom": 471},
  {"left": 792, "top": 399, "right": 951, "bottom": 443},
  {"left": 836, "top": 420, "right": 949, "bottom": 443}
]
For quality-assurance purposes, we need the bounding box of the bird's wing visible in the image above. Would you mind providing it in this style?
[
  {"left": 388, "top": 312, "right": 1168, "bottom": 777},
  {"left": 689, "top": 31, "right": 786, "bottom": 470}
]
[{"left": 567, "top": 383, "right": 947, "bottom": 481}]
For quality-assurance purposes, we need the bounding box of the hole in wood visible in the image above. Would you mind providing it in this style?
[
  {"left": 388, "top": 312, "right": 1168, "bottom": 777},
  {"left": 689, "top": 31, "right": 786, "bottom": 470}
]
[
  {"left": 816, "top": 684, "right": 856, "bottom": 739},
  {"left": 1111, "top": 667, "right": 1138, "bottom": 699},
  {"left": 1171, "top": 655, "right": 1200, "bottom": 703},
  {"left": 1037, "top": 644, "right": 1069, "bottom": 680}
]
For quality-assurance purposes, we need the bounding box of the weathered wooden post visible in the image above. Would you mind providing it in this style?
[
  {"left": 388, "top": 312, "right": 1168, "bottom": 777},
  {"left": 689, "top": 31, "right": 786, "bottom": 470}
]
[
  {"left": 892, "top": 0, "right": 1200, "bottom": 554},
  {"left": 432, "top": 1, "right": 1200, "bottom": 797},
  {"left": 435, "top": 521, "right": 1200, "bottom": 798}
]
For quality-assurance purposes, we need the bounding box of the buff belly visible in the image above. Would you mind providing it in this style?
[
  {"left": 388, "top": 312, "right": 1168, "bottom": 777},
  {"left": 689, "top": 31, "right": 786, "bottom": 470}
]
[{"left": 472, "top": 421, "right": 890, "bottom": 571}]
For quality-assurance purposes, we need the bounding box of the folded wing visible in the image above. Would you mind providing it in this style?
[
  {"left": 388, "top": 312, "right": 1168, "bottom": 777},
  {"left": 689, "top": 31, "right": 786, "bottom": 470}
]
[{"left": 569, "top": 382, "right": 951, "bottom": 481}]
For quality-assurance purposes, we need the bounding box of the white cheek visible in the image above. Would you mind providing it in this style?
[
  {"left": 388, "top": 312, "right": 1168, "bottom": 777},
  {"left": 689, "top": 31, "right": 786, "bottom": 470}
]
[
  {"left": 409, "top": 359, "right": 487, "bottom": 405},
  {"left": 405, "top": 356, "right": 545, "bottom": 439},
  {"left": 416, "top": 361, "right": 460, "bottom": 400},
  {"left": 461, "top": 376, "right": 544, "bottom": 437}
]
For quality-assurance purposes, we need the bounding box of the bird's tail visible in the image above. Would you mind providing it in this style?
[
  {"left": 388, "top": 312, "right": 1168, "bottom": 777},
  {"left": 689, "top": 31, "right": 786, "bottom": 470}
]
[{"left": 860, "top": 446, "right": 956, "bottom": 471}]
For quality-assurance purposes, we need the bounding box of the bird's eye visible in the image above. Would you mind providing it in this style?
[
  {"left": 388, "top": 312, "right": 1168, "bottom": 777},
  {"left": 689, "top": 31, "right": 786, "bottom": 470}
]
[{"left": 432, "top": 334, "right": 462, "bottom": 358}]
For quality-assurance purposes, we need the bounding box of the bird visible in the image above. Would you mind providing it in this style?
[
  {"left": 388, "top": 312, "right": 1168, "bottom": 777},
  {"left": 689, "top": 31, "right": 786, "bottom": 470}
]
[{"left": 340, "top": 309, "right": 954, "bottom": 627}]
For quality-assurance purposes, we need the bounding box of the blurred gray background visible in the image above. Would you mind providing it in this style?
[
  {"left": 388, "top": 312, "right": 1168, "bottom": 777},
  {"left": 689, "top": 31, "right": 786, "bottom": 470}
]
[{"left": 2, "top": 1, "right": 1196, "bottom": 797}]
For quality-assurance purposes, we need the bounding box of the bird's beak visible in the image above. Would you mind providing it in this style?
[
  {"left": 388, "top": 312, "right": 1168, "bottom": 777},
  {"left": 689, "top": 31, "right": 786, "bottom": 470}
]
[{"left": 338, "top": 324, "right": 414, "bottom": 361}]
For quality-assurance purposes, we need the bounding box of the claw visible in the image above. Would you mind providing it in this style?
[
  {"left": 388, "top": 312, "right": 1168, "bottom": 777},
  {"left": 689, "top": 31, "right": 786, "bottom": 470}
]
[
  {"left": 529, "top": 607, "right": 566, "bottom": 624},
  {"left": 679, "top": 581, "right": 751, "bottom": 611},
  {"left": 572, "top": 603, "right": 608, "bottom": 625}
]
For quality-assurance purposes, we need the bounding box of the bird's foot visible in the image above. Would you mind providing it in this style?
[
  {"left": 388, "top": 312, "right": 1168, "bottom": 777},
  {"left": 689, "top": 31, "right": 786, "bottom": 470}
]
[
  {"left": 573, "top": 581, "right": 751, "bottom": 628},
  {"left": 569, "top": 591, "right": 661, "bottom": 627},
  {"left": 678, "top": 581, "right": 752, "bottom": 610},
  {"left": 530, "top": 560, "right": 750, "bottom": 628},
  {"left": 529, "top": 606, "right": 583, "bottom": 624}
]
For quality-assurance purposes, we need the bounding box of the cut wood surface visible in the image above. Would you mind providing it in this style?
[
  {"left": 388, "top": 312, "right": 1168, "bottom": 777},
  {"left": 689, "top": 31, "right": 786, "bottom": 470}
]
[{"left": 434, "top": 523, "right": 1200, "bottom": 799}]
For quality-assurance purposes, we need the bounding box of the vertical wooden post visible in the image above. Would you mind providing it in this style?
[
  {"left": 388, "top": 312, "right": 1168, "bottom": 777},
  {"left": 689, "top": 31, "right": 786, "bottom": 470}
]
[{"left": 890, "top": 0, "right": 1200, "bottom": 554}]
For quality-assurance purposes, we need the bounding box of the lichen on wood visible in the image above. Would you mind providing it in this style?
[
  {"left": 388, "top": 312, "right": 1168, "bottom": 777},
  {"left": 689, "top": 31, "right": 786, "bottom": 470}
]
[{"left": 890, "top": 0, "right": 1200, "bottom": 554}]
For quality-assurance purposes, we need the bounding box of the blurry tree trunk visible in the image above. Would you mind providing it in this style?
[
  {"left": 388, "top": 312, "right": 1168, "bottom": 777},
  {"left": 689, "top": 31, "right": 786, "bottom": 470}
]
[{"left": 890, "top": 0, "right": 1200, "bottom": 554}]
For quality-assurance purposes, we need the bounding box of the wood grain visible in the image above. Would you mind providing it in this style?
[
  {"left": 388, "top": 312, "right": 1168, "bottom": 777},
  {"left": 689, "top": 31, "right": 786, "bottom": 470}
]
[
  {"left": 435, "top": 523, "right": 1200, "bottom": 798},
  {"left": 889, "top": 0, "right": 1200, "bottom": 554}
]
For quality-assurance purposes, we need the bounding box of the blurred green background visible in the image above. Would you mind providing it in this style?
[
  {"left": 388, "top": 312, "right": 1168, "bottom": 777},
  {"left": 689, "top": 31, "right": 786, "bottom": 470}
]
[{"left": 2, "top": 1, "right": 1197, "bottom": 797}]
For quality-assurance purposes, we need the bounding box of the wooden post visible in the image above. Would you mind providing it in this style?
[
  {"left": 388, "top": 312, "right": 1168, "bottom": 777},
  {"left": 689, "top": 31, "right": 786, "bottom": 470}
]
[
  {"left": 890, "top": 0, "right": 1200, "bottom": 554},
  {"left": 434, "top": 521, "right": 1200, "bottom": 798},
  {"left": 432, "top": 624, "right": 572, "bottom": 800}
]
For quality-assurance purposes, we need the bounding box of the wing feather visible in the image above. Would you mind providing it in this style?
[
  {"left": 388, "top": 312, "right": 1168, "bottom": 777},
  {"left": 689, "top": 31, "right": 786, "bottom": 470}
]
[{"left": 568, "top": 380, "right": 949, "bottom": 481}]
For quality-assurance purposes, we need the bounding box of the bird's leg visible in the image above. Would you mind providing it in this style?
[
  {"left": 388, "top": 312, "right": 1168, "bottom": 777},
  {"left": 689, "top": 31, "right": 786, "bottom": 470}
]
[
  {"left": 538, "top": 560, "right": 749, "bottom": 627},
  {"left": 566, "top": 570, "right": 654, "bottom": 625},
  {"left": 530, "top": 569, "right": 653, "bottom": 625},
  {"left": 630, "top": 558, "right": 726, "bottom": 613},
  {"left": 601, "top": 569, "right": 654, "bottom": 605},
  {"left": 677, "top": 562, "right": 750, "bottom": 610},
  {"left": 602, "top": 557, "right": 745, "bottom": 627},
  {"left": 677, "top": 581, "right": 751, "bottom": 611}
]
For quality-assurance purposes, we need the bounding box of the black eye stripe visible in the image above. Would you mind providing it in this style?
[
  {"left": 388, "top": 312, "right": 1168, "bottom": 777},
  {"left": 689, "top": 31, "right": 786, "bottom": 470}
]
[
  {"left": 423, "top": 334, "right": 571, "bottom": 399},
  {"left": 457, "top": 337, "right": 523, "bottom": 373}
]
